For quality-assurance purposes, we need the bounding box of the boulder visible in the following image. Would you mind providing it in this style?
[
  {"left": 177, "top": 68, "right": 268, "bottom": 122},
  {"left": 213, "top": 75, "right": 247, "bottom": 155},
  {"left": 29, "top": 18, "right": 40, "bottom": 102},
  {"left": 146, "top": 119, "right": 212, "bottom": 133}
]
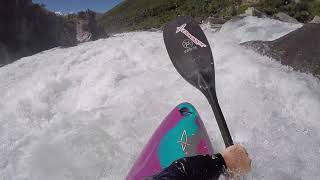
[
  {"left": 76, "top": 18, "right": 92, "bottom": 43},
  {"left": 76, "top": 10, "right": 108, "bottom": 43},
  {"left": 274, "top": 12, "right": 299, "bottom": 24},
  {"left": 310, "top": 16, "right": 320, "bottom": 24},
  {"left": 242, "top": 24, "right": 320, "bottom": 78},
  {"left": 243, "top": 7, "right": 266, "bottom": 17},
  {"left": 203, "top": 16, "right": 230, "bottom": 25}
]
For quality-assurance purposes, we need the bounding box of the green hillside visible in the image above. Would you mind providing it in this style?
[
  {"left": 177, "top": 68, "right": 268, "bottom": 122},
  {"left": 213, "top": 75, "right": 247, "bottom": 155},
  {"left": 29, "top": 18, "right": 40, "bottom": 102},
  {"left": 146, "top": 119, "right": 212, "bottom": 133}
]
[
  {"left": 100, "top": 0, "right": 242, "bottom": 33},
  {"left": 99, "top": 0, "right": 320, "bottom": 34}
]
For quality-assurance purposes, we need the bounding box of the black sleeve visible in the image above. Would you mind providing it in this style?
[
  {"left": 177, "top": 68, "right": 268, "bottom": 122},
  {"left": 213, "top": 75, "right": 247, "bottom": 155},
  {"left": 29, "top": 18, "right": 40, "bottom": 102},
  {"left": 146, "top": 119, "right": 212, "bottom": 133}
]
[{"left": 146, "top": 153, "right": 226, "bottom": 180}]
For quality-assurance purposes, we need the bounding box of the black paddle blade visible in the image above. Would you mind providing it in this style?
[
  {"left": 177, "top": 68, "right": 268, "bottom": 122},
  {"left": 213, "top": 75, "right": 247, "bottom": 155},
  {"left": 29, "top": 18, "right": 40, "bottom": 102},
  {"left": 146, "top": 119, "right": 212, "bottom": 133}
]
[
  {"left": 163, "top": 16, "right": 215, "bottom": 91},
  {"left": 163, "top": 16, "right": 234, "bottom": 147}
]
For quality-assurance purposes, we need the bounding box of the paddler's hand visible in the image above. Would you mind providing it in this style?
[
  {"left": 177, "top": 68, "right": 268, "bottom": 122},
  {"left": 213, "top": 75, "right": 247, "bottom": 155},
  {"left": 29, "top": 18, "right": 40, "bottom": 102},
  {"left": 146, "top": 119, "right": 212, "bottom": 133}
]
[{"left": 221, "top": 144, "right": 252, "bottom": 175}]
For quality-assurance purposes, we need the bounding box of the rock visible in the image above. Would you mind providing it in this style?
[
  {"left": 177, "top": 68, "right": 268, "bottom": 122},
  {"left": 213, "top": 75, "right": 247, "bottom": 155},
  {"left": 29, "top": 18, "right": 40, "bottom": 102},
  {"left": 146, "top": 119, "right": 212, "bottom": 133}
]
[
  {"left": 203, "top": 16, "right": 230, "bottom": 25},
  {"left": 210, "top": 24, "right": 223, "bottom": 29},
  {"left": 228, "top": 16, "right": 246, "bottom": 23},
  {"left": 310, "top": 16, "right": 320, "bottom": 24},
  {"left": 149, "top": 28, "right": 160, "bottom": 32},
  {"left": 242, "top": 24, "right": 320, "bottom": 78},
  {"left": 58, "top": 19, "right": 77, "bottom": 47},
  {"left": 242, "top": 41, "right": 270, "bottom": 55},
  {"left": 76, "top": 18, "right": 92, "bottom": 43},
  {"left": 274, "top": 12, "right": 299, "bottom": 24},
  {"left": 76, "top": 10, "right": 108, "bottom": 43},
  {"left": 203, "top": 16, "right": 232, "bottom": 31},
  {"left": 243, "top": 7, "right": 265, "bottom": 17}
]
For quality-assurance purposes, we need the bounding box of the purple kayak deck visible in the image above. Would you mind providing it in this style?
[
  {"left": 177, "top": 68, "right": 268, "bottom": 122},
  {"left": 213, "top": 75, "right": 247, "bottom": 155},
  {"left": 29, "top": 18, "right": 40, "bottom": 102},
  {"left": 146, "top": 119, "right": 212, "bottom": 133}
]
[{"left": 126, "top": 103, "right": 214, "bottom": 180}]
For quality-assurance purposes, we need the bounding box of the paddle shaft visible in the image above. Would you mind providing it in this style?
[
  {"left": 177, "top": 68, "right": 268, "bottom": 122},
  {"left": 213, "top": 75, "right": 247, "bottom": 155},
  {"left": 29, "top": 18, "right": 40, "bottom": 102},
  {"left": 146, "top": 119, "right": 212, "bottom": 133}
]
[
  {"left": 206, "top": 90, "right": 234, "bottom": 147},
  {"left": 198, "top": 71, "right": 234, "bottom": 147}
]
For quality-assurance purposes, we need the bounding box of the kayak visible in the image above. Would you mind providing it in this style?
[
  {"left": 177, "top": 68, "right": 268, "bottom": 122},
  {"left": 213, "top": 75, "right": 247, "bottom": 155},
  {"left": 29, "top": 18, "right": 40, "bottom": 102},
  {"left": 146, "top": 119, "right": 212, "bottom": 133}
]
[{"left": 126, "top": 102, "right": 214, "bottom": 180}]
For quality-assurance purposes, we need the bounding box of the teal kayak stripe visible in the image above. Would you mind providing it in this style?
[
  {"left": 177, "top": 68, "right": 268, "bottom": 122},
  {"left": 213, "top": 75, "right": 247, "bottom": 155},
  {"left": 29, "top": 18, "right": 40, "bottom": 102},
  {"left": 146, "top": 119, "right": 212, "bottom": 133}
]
[{"left": 157, "top": 103, "right": 199, "bottom": 168}]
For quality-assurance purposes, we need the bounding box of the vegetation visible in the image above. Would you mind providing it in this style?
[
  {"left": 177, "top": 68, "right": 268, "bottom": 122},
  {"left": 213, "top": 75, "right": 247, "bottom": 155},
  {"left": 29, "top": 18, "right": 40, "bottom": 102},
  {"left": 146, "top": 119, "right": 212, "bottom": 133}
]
[
  {"left": 99, "top": 0, "right": 320, "bottom": 33},
  {"left": 99, "top": 0, "right": 243, "bottom": 33},
  {"left": 255, "top": 0, "right": 320, "bottom": 22}
]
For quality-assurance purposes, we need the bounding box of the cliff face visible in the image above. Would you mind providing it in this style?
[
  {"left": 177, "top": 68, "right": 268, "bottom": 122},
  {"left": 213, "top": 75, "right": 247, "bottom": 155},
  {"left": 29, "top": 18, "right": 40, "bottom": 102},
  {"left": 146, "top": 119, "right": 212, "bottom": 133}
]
[
  {"left": 76, "top": 10, "right": 107, "bottom": 43},
  {"left": 0, "top": 0, "right": 61, "bottom": 66},
  {"left": 0, "top": 1, "right": 107, "bottom": 67}
]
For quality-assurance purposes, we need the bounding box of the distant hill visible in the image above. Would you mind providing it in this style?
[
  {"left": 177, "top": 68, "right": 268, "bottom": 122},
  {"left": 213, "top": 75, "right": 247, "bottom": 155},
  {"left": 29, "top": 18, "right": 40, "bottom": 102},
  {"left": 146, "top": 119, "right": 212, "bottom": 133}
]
[
  {"left": 99, "top": 0, "right": 178, "bottom": 33},
  {"left": 99, "top": 0, "right": 320, "bottom": 34},
  {"left": 99, "top": 0, "right": 243, "bottom": 34}
]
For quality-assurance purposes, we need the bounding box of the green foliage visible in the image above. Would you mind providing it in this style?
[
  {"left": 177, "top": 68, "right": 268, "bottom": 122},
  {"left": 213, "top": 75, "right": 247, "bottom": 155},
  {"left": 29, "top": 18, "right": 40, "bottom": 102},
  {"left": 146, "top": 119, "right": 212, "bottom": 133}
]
[
  {"left": 238, "top": 4, "right": 251, "bottom": 14},
  {"left": 310, "top": 0, "right": 320, "bottom": 15},
  {"left": 208, "top": 0, "right": 240, "bottom": 16},
  {"left": 100, "top": 0, "right": 244, "bottom": 33},
  {"left": 100, "top": 0, "right": 180, "bottom": 32},
  {"left": 99, "top": 0, "right": 320, "bottom": 33},
  {"left": 256, "top": 0, "right": 320, "bottom": 22}
]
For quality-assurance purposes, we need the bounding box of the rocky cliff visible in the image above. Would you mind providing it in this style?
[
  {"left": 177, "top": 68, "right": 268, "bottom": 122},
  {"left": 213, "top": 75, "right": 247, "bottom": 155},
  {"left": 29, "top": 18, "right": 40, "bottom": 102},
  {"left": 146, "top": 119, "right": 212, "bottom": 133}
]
[{"left": 0, "top": 0, "right": 107, "bottom": 67}]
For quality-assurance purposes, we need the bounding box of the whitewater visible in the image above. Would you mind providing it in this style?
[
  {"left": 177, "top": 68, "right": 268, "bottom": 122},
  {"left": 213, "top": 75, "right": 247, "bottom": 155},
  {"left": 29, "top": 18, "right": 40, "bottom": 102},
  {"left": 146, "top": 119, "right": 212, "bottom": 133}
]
[{"left": 1, "top": 17, "right": 320, "bottom": 180}]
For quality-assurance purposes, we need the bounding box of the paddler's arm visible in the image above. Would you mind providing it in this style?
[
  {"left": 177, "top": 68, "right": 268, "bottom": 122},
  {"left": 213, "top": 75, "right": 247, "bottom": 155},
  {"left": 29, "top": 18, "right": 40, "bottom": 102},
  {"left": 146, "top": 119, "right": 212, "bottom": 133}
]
[
  {"left": 146, "top": 144, "right": 251, "bottom": 180},
  {"left": 145, "top": 154, "right": 225, "bottom": 180}
]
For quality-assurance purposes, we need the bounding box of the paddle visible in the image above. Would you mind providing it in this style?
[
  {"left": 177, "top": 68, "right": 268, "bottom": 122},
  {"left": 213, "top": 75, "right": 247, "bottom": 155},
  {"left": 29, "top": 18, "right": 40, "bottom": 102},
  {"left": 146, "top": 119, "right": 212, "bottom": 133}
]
[{"left": 163, "top": 16, "right": 233, "bottom": 147}]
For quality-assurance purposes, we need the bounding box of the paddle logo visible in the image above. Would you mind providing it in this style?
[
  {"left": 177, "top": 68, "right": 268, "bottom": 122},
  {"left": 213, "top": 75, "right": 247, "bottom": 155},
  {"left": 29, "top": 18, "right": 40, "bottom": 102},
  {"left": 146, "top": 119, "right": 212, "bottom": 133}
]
[
  {"left": 177, "top": 130, "right": 191, "bottom": 154},
  {"left": 182, "top": 39, "right": 198, "bottom": 53},
  {"left": 176, "top": 23, "right": 207, "bottom": 48},
  {"left": 182, "top": 39, "right": 194, "bottom": 49}
]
